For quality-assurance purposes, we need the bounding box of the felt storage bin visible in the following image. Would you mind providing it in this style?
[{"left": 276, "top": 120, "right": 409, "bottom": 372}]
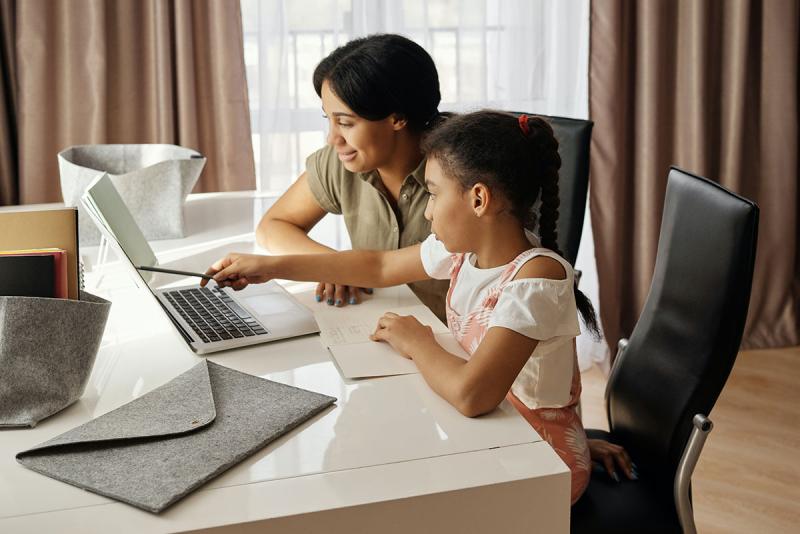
[
  {"left": 0, "top": 291, "right": 111, "bottom": 428},
  {"left": 58, "top": 144, "right": 205, "bottom": 245}
]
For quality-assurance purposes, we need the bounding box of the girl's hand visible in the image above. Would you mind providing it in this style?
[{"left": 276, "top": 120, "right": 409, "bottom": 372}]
[
  {"left": 587, "top": 439, "right": 636, "bottom": 481},
  {"left": 202, "top": 253, "right": 273, "bottom": 290},
  {"left": 369, "top": 312, "right": 436, "bottom": 358}
]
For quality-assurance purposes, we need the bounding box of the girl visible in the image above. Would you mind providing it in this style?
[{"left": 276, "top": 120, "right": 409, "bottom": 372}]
[{"left": 205, "top": 111, "right": 602, "bottom": 503}]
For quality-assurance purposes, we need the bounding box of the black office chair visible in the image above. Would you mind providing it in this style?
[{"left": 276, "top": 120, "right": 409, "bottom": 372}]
[
  {"left": 512, "top": 113, "right": 593, "bottom": 266},
  {"left": 570, "top": 167, "right": 759, "bottom": 533}
]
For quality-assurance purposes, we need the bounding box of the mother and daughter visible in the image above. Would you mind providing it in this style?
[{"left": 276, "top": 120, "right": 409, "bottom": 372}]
[{"left": 205, "top": 34, "right": 633, "bottom": 504}]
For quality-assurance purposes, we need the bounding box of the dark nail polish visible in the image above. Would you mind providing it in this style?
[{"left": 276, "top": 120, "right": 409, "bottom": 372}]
[
  {"left": 349, "top": 298, "right": 357, "bottom": 305},
  {"left": 335, "top": 299, "right": 342, "bottom": 306},
  {"left": 365, "top": 288, "right": 373, "bottom": 294},
  {"left": 327, "top": 298, "right": 334, "bottom": 305},
  {"left": 315, "top": 295, "right": 322, "bottom": 302}
]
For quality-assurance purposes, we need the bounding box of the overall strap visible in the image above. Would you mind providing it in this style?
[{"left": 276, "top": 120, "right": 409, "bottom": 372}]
[
  {"left": 481, "top": 248, "right": 572, "bottom": 308},
  {"left": 445, "top": 253, "right": 468, "bottom": 312},
  {"left": 495, "top": 248, "right": 542, "bottom": 289}
]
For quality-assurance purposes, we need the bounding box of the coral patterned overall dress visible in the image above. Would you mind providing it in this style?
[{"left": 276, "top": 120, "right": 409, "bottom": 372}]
[{"left": 445, "top": 248, "right": 591, "bottom": 504}]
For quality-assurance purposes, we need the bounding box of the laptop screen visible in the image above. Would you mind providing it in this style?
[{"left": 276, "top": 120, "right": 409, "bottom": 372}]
[{"left": 81, "top": 173, "right": 160, "bottom": 286}]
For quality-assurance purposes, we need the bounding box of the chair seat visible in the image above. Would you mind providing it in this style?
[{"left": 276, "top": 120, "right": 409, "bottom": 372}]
[{"left": 570, "top": 429, "right": 682, "bottom": 534}]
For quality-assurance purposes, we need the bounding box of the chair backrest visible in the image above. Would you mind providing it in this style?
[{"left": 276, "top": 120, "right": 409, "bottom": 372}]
[
  {"left": 512, "top": 113, "right": 593, "bottom": 266},
  {"left": 605, "top": 167, "right": 759, "bottom": 480}
]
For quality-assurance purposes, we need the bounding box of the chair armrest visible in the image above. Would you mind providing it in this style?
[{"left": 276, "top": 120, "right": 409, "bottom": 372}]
[
  {"left": 603, "top": 338, "right": 628, "bottom": 429},
  {"left": 604, "top": 338, "right": 628, "bottom": 401},
  {"left": 674, "top": 414, "right": 713, "bottom": 534}
]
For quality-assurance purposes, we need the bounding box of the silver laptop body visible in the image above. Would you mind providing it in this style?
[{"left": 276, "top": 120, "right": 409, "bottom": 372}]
[
  {"left": 153, "top": 279, "right": 319, "bottom": 354},
  {"left": 81, "top": 174, "right": 319, "bottom": 354}
]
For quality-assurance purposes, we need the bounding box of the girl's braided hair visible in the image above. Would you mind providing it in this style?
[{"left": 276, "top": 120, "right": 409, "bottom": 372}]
[{"left": 422, "top": 110, "right": 599, "bottom": 336}]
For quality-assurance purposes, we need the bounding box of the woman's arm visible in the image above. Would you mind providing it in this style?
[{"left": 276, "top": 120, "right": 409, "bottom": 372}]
[
  {"left": 256, "top": 172, "right": 334, "bottom": 254},
  {"left": 256, "top": 172, "right": 371, "bottom": 305},
  {"left": 203, "top": 244, "right": 430, "bottom": 291}
]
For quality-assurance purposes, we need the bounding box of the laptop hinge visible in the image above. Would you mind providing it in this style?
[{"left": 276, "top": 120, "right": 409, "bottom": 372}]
[{"left": 157, "top": 299, "right": 195, "bottom": 345}]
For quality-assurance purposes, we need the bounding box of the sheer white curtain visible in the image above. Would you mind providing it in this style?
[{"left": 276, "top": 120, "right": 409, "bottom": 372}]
[
  {"left": 241, "top": 0, "right": 606, "bottom": 369},
  {"left": 241, "top": 0, "right": 591, "bottom": 189}
]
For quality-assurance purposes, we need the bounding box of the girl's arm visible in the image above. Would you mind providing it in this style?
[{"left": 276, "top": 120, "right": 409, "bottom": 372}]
[
  {"left": 370, "top": 256, "right": 568, "bottom": 417},
  {"left": 202, "top": 244, "right": 430, "bottom": 291},
  {"left": 370, "top": 315, "right": 537, "bottom": 417}
]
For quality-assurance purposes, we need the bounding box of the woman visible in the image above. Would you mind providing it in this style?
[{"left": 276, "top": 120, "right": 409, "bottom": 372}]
[
  {"left": 255, "top": 34, "right": 635, "bottom": 484},
  {"left": 256, "top": 34, "right": 448, "bottom": 319}
]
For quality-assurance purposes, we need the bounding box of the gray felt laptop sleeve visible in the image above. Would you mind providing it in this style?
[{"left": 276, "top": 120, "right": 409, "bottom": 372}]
[{"left": 16, "top": 361, "right": 336, "bottom": 513}]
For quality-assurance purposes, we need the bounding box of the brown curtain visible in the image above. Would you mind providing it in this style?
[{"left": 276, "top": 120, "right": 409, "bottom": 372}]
[
  {"left": 0, "top": 0, "right": 254, "bottom": 205},
  {"left": 590, "top": 0, "right": 799, "bottom": 352},
  {"left": 0, "top": 0, "right": 17, "bottom": 205}
]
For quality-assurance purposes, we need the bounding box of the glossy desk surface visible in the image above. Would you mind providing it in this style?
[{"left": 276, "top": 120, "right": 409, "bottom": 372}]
[{"left": 0, "top": 193, "right": 570, "bottom": 533}]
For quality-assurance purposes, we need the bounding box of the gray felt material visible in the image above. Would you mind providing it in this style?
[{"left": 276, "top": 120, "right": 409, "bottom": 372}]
[
  {"left": 17, "top": 361, "right": 337, "bottom": 513},
  {"left": 58, "top": 144, "right": 205, "bottom": 245},
  {"left": 0, "top": 291, "right": 111, "bottom": 428}
]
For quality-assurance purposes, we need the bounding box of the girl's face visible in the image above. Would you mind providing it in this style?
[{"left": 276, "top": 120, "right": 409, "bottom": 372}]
[
  {"left": 321, "top": 80, "right": 400, "bottom": 173},
  {"left": 423, "top": 157, "right": 476, "bottom": 252}
]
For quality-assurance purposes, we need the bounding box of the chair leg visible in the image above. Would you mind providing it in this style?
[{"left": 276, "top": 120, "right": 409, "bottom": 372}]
[{"left": 674, "top": 414, "right": 713, "bottom": 534}]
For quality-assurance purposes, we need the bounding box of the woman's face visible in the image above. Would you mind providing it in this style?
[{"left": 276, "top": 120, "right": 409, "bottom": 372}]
[
  {"left": 321, "top": 80, "right": 401, "bottom": 173},
  {"left": 423, "top": 157, "right": 475, "bottom": 253}
]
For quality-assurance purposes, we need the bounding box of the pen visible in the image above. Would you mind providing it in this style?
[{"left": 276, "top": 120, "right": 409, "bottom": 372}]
[{"left": 136, "top": 265, "right": 214, "bottom": 280}]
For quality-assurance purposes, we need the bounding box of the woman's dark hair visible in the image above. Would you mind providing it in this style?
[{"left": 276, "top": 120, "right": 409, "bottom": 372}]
[
  {"left": 313, "top": 34, "right": 441, "bottom": 131},
  {"left": 422, "top": 110, "right": 600, "bottom": 337}
]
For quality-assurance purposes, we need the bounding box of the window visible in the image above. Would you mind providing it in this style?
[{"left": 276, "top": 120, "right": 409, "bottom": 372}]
[{"left": 241, "top": 0, "right": 587, "bottom": 192}]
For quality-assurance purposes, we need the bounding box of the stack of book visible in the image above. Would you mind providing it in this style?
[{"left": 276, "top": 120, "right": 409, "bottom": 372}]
[
  {"left": 0, "top": 207, "right": 80, "bottom": 299},
  {"left": 0, "top": 249, "right": 68, "bottom": 298}
]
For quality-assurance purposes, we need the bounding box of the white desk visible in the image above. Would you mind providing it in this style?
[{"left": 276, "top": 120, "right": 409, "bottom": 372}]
[{"left": 0, "top": 193, "right": 570, "bottom": 533}]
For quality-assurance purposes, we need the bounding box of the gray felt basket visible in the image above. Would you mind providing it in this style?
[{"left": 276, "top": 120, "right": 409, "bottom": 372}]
[
  {"left": 0, "top": 291, "right": 111, "bottom": 428},
  {"left": 58, "top": 144, "right": 205, "bottom": 246}
]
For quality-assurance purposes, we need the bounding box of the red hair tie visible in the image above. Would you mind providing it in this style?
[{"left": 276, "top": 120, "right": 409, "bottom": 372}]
[{"left": 518, "top": 114, "right": 530, "bottom": 135}]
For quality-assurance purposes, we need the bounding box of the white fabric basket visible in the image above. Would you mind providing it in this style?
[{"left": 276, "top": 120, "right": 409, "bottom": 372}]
[{"left": 58, "top": 144, "right": 205, "bottom": 245}]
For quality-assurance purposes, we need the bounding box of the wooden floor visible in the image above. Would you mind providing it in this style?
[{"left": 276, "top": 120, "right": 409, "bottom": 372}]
[{"left": 580, "top": 346, "right": 800, "bottom": 534}]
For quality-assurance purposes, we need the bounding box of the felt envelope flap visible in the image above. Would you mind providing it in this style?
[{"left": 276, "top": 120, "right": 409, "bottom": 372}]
[
  {"left": 15, "top": 361, "right": 337, "bottom": 513},
  {"left": 18, "top": 361, "right": 216, "bottom": 454}
]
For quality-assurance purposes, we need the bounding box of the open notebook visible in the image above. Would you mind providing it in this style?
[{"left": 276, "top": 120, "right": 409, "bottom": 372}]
[{"left": 315, "top": 304, "right": 469, "bottom": 378}]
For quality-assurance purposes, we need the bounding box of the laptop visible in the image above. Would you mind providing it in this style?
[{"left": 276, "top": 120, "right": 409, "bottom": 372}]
[{"left": 81, "top": 173, "right": 319, "bottom": 354}]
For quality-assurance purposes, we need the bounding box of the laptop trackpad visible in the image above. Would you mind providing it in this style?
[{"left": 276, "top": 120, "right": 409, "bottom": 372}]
[{"left": 241, "top": 294, "right": 297, "bottom": 316}]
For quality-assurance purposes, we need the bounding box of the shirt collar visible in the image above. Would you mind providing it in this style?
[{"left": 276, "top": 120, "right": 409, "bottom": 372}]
[
  {"left": 360, "top": 157, "right": 427, "bottom": 189},
  {"left": 409, "top": 157, "right": 427, "bottom": 188}
]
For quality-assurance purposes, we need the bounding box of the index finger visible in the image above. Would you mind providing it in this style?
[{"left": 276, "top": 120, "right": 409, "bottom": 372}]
[
  {"left": 601, "top": 455, "right": 618, "bottom": 481},
  {"left": 615, "top": 449, "right": 634, "bottom": 479},
  {"left": 204, "top": 255, "right": 233, "bottom": 278},
  {"left": 201, "top": 263, "right": 223, "bottom": 287}
]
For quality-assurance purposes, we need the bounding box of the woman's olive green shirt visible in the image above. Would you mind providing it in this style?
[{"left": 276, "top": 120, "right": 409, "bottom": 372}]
[{"left": 306, "top": 145, "right": 449, "bottom": 321}]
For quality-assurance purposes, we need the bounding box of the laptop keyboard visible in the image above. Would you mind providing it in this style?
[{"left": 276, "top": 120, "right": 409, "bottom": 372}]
[{"left": 164, "top": 287, "right": 268, "bottom": 344}]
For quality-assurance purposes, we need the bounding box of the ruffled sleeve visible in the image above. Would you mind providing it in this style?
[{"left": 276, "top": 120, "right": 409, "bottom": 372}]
[
  {"left": 419, "top": 234, "right": 456, "bottom": 280},
  {"left": 488, "top": 278, "right": 581, "bottom": 341}
]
